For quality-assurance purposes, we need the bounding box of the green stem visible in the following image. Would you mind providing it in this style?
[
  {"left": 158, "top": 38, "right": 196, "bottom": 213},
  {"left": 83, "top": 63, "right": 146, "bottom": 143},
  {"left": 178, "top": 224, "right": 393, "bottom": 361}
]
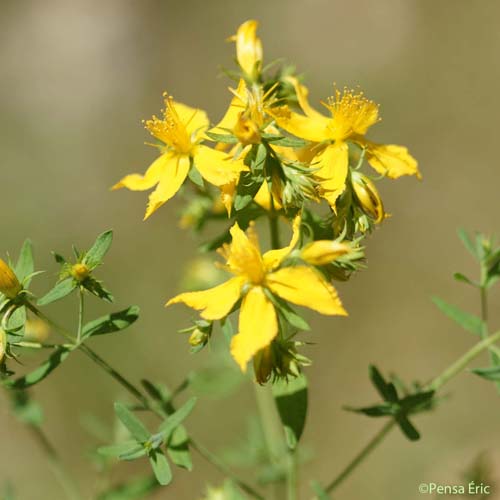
[
  {"left": 27, "top": 303, "right": 264, "bottom": 500},
  {"left": 320, "top": 329, "right": 500, "bottom": 497},
  {"left": 254, "top": 384, "right": 287, "bottom": 500},
  {"left": 29, "top": 424, "right": 81, "bottom": 500},
  {"left": 323, "top": 420, "right": 395, "bottom": 494},
  {"left": 77, "top": 288, "right": 84, "bottom": 343}
]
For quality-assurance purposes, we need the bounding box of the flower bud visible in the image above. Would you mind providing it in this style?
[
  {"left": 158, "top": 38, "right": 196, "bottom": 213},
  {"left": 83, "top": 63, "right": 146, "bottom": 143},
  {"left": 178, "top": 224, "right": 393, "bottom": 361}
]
[
  {"left": 233, "top": 113, "right": 261, "bottom": 145},
  {"left": 0, "top": 258, "right": 22, "bottom": 299},
  {"left": 0, "top": 328, "right": 6, "bottom": 363},
  {"left": 300, "top": 240, "right": 351, "bottom": 266},
  {"left": 229, "top": 20, "right": 263, "bottom": 80},
  {"left": 351, "top": 172, "right": 385, "bottom": 223},
  {"left": 189, "top": 328, "right": 208, "bottom": 347},
  {"left": 71, "top": 263, "right": 90, "bottom": 282},
  {"left": 253, "top": 345, "right": 274, "bottom": 385}
]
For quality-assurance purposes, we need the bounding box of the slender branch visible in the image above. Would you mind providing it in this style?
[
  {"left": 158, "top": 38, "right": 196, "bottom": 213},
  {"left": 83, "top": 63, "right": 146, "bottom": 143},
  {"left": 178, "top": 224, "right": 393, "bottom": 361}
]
[
  {"left": 319, "top": 329, "right": 500, "bottom": 497},
  {"left": 323, "top": 421, "right": 395, "bottom": 494},
  {"left": 26, "top": 302, "right": 264, "bottom": 500},
  {"left": 77, "top": 288, "right": 84, "bottom": 343}
]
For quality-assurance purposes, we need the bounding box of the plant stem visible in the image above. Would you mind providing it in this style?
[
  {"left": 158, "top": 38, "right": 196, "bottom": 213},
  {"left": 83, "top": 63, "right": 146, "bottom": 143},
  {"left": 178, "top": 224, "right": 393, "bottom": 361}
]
[
  {"left": 323, "top": 420, "right": 395, "bottom": 494},
  {"left": 254, "top": 384, "right": 287, "bottom": 500},
  {"left": 29, "top": 424, "right": 81, "bottom": 500},
  {"left": 77, "top": 288, "right": 84, "bottom": 343},
  {"left": 26, "top": 303, "right": 264, "bottom": 500},
  {"left": 319, "top": 329, "right": 500, "bottom": 497}
]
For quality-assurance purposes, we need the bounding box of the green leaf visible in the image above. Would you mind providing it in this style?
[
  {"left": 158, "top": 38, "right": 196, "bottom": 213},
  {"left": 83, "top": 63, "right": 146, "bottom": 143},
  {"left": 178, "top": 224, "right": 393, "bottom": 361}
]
[
  {"left": 369, "top": 365, "right": 398, "bottom": 403},
  {"left": 114, "top": 403, "right": 150, "bottom": 443},
  {"left": 265, "top": 292, "right": 310, "bottom": 331},
  {"left": 400, "top": 391, "right": 435, "bottom": 414},
  {"left": 272, "top": 374, "right": 308, "bottom": 450},
  {"left": 205, "top": 131, "right": 239, "bottom": 144},
  {"left": 97, "top": 475, "right": 159, "bottom": 500},
  {"left": 167, "top": 426, "right": 192, "bottom": 471},
  {"left": 453, "top": 272, "right": 476, "bottom": 286},
  {"left": 457, "top": 228, "right": 478, "bottom": 259},
  {"left": 83, "top": 230, "right": 113, "bottom": 269},
  {"left": 81, "top": 306, "right": 140, "bottom": 340},
  {"left": 5, "top": 347, "right": 72, "bottom": 389},
  {"left": 97, "top": 441, "right": 139, "bottom": 458},
  {"left": 52, "top": 252, "right": 66, "bottom": 265},
  {"left": 6, "top": 306, "right": 26, "bottom": 334},
  {"left": 188, "top": 165, "right": 204, "bottom": 187},
  {"left": 148, "top": 450, "right": 172, "bottom": 486},
  {"left": 396, "top": 415, "right": 420, "bottom": 441},
  {"left": 37, "top": 278, "right": 76, "bottom": 306},
  {"left": 15, "top": 239, "right": 34, "bottom": 284},
  {"left": 221, "top": 317, "right": 234, "bottom": 343},
  {"left": 263, "top": 135, "right": 308, "bottom": 148},
  {"left": 158, "top": 397, "right": 197, "bottom": 440},
  {"left": 84, "top": 277, "right": 114, "bottom": 303},
  {"left": 119, "top": 445, "right": 148, "bottom": 461},
  {"left": 471, "top": 365, "right": 500, "bottom": 381},
  {"left": 345, "top": 403, "right": 394, "bottom": 417},
  {"left": 431, "top": 296, "right": 482, "bottom": 335}
]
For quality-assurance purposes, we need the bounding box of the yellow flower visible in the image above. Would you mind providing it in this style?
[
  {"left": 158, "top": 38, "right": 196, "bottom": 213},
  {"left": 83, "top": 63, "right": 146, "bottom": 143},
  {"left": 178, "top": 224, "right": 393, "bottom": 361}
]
[
  {"left": 271, "top": 77, "right": 420, "bottom": 208},
  {"left": 0, "top": 258, "right": 22, "bottom": 299},
  {"left": 0, "top": 328, "right": 6, "bottom": 363},
  {"left": 167, "top": 218, "right": 346, "bottom": 371},
  {"left": 229, "top": 20, "right": 263, "bottom": 80},
  {"left": 113, "top": 94, "right": 247, "bottom": 219},
  {"left": 71, "top": 263, "right": 90, "bottom": 281}
]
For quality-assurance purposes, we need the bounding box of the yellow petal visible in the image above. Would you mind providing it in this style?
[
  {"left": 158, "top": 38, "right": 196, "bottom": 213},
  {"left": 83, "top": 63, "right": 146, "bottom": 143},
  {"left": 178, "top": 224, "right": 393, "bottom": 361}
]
[
  {"left": 253, "top": 180, "right": 283, "bottom": 211},
  {"left": 364, "top": 141, "right": 420, "bottom": 179},
  {"left": 315, "top": 142, "right": 349, "bottom": 208},
  {"left": 210, "top": 79, "right": 247, "bottom": 135},
  {"left": 300, "top": 240, "right": 351, "bottom": 266},
  {"left": 231, "top": 20, "right": 263, "bottom": 77},
  {"left": 172, "top": 101, "right": 210, "bottom": 142},
  {"left": 262, "top": 215, "right": 301, "bottom": 271},
  {"left": 270, "top": 106, "right": 331, "bottom": 143},
  {"left": 112, "top": 153, "right": 171, "bottom": 191},
  {"left": 144, "top": 154, "right": 190, "bottom": 219},
  {"left": 221, "top": 223, "right": 265, "bottom": 284},
  {"left": 267, "top": 265, "right": 347, "bottom": 316},
  {"left": 166, "top": 276, "right": 244, "bottom": 320},
  {"left": 0, "top": 328, "right": 6, "bottom": 363},
  {"left": 230, "top": 286, "right": 278, "bottom": 371},
  {"left": 220, "top": 181, "right": 237, "bottom": 216},
  {"left": 194, "top": 145, "right": 248, "bottom": 187},
  {"left": 285, "top": 76, "right": 325, "bottom": 120}
]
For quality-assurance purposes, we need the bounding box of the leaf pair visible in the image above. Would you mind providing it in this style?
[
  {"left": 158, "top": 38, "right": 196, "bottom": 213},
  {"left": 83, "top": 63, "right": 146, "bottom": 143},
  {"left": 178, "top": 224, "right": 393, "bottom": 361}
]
[
  {"left": 346, "top": 366, "right": 435, "bottom": 441},
  {"left": 98, "top": 397, "right": 197, "bottom": 486}
]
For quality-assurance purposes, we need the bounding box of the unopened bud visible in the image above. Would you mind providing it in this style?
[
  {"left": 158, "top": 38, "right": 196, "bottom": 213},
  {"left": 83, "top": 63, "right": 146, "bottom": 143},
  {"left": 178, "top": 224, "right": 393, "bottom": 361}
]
[
  {"left": 351, "top": 172, "right": 385, "bottom": 224},
  {"left": 253, "top": 345, "right": 274, "bottom": 385},
  {"left": 0, "top": 258, "right": 22, "bottom": 299},
  {"left": 188, "top": 328, "right": 208, "bottom": 347},
  {"left": 300, "top": 240, "right": 351, "bottom": 266},
  {"left": 71, "top": 263, "right": 90, "bottom": 282},
  {"left": 233, "top": 113, "right": 261, "bottom": 145}
]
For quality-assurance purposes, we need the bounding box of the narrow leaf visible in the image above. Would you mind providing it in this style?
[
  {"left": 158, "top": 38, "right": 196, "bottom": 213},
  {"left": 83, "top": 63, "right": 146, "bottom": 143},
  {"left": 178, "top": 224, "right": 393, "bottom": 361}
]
[
  {"left": 6, "top": 347, "right": 72, "bottom": 389},
  {"left": 471, "top": 365, "right": 500, "bottom": 381},
  {"left": 148, "top": 450, "right": 172, "bottom": 486},
  {"left": 83, "top": 230, "right": 113, "bottom": 269},
  {"left": 82, "top": 306, "right": 139, "bottom": 340},
  {"left": 15, "top": 239, "right": 34, "bottom": 284},
  {"left": 37, "top": 278, "right": 76, "bottom": 306},
  {"left": 453, "top": 272, "right": 476, "bottom": 286},
  {"left": 457, "top": 228, "right": 478, "bottom": 259},
  {"left": 396, "top": 415, "right": 420, "bottom": 441},
  {"left": 97, "top": 440, "right": 139, "bottom": 457},
  {"left": 432, "top": 296, "right": 482, "bottom": 335},
  {"left": 114, "top": 403, "right": 150, "bottom": 442},
  {"left": 158, "top": 397, "right": 197, "bottom": 439},
  {"left": 369, "top": 365, "right": 397, "bottom": 403}
]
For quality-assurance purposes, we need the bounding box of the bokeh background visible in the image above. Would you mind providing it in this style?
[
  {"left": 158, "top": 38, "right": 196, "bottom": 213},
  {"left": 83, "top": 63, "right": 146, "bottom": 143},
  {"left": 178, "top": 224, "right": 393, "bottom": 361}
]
[{"left": 2, "top": 0, "right": 500, "bottom": 498}]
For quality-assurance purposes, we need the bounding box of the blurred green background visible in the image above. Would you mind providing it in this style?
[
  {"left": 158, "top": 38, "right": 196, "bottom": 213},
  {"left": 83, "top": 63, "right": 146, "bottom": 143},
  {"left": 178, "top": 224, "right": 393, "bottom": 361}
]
[{"left": 2, "top": 0, "right": 500, "bottom": 498}]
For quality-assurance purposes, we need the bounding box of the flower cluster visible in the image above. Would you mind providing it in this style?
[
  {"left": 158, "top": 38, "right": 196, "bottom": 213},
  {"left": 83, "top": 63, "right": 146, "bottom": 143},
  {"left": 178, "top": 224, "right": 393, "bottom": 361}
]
[{"left": 113, "top": 20, "right": 419, "bottom": 383}]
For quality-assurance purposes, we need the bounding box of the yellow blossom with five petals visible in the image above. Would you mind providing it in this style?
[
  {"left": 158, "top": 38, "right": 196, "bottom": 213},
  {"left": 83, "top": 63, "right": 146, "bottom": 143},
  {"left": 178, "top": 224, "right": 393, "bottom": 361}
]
[
  {"left": 271, "top": 77, "right": 420, "bottom": 208},
  {"left": 113, "top": 94, "right": 248, "bottom": 219},
  {"left": 167, "top": 218, "right": 346, "bottom": 371}
]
